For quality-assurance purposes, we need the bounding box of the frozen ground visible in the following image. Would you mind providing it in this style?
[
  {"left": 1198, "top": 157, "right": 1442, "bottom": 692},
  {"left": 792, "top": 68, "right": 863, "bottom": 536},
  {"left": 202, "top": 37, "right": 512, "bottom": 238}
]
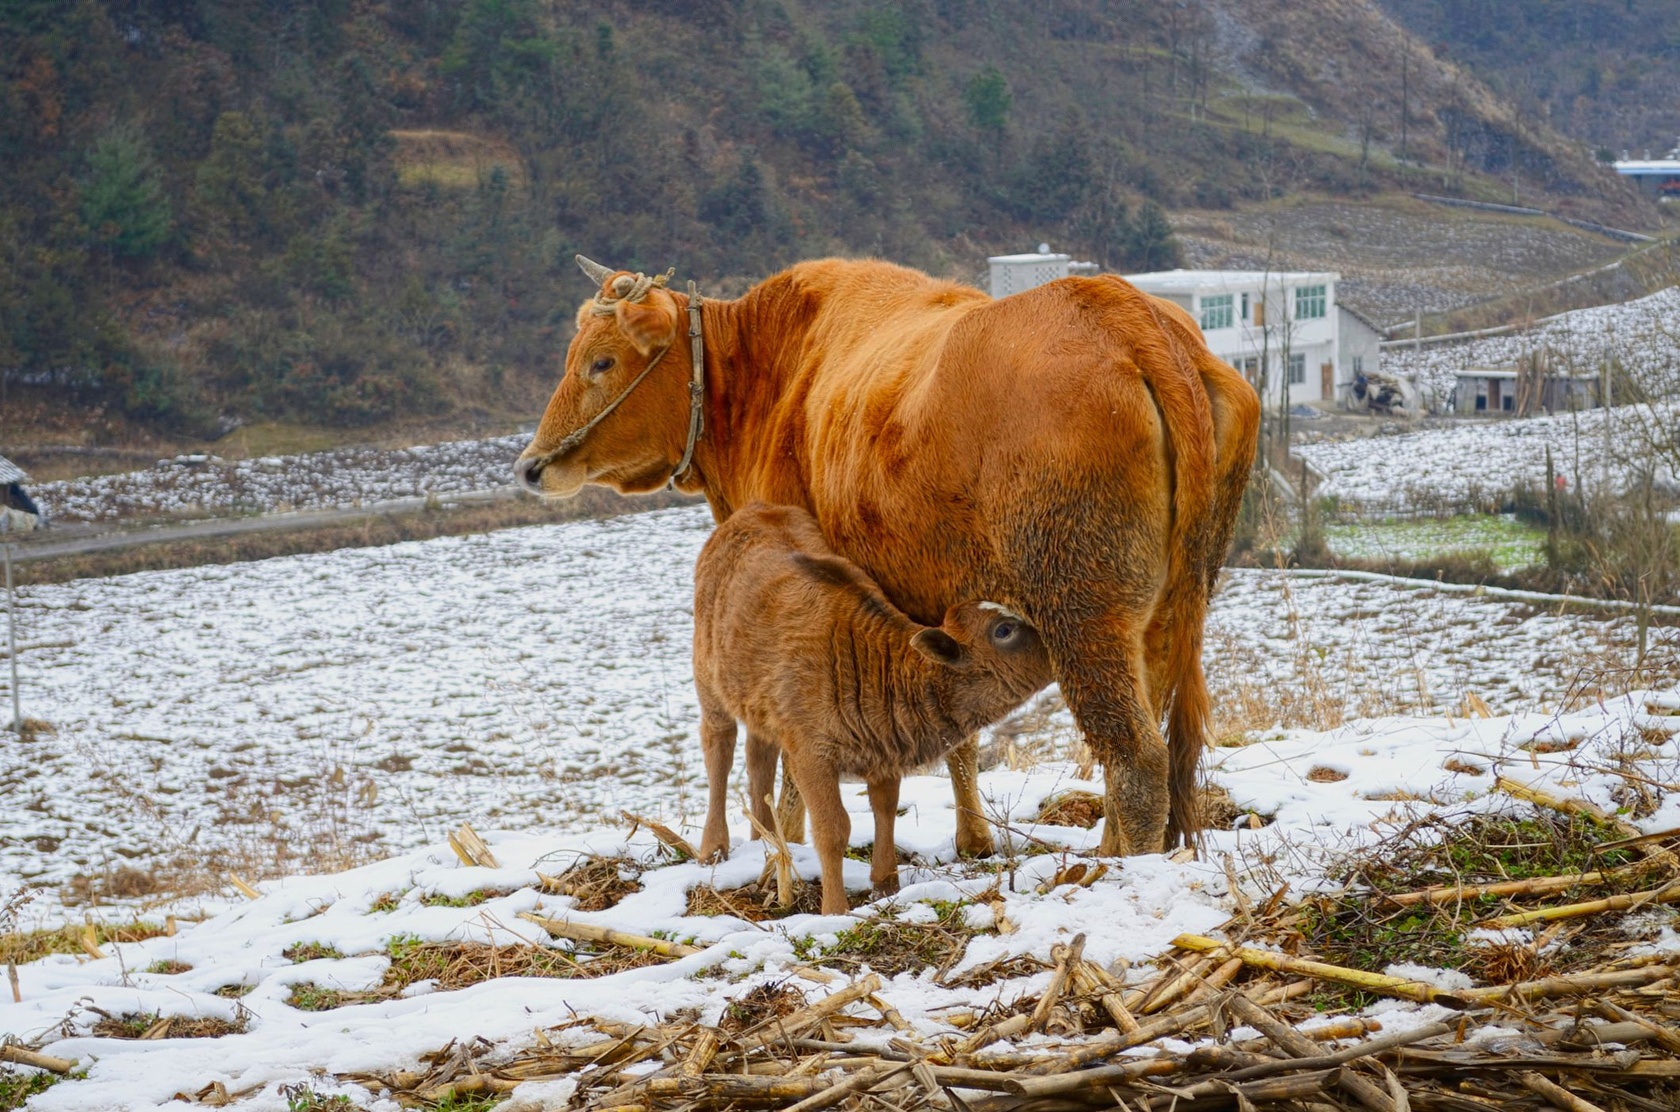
[
  {"left": 1384, "top": 286, "right": 1680, "bottom": 404},
  {"left": 30, "top": 433, "right": 529, "bottom": 524},
  {"left": 2, "top": 687, "right": 1676, "bottom": 1111},
  {"left": 5, "top": 505, "right": 1674, "bottom": 930},
  {"left": 1296, "top": 401, "right": 1679, "bottom": 515}
]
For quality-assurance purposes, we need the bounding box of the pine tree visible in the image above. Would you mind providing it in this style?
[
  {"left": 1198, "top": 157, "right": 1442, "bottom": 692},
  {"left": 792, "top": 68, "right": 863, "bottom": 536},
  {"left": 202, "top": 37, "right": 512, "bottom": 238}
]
[{"left": 82, "top": 128, "right": 172, "bottom": 259}]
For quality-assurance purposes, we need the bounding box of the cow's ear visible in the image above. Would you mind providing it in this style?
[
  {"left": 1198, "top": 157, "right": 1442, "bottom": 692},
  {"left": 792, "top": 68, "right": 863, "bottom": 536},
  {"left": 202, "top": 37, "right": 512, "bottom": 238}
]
[
  {"left": 615, "top": 295, "right": 676, "bottom": 357},
  {"left": 911, "top": 629, "right": 969, "bottom": 668}
]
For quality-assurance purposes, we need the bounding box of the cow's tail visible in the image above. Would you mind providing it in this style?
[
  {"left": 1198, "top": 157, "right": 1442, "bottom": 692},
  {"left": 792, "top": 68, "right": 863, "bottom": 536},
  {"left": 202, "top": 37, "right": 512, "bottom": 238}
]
[{"left": 1099, "top": 276, "right": 1250, "bottom": 848}]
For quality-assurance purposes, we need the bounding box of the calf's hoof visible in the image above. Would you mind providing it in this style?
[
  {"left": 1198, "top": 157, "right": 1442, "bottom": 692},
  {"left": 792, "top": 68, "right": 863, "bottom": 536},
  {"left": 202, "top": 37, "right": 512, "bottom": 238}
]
[
  {"left": 953, "top": 819, "right": 995, "bottom": 859},
  {"left": 871, "top": 873, "right": 901, "bottom": 898},
  {"left": 697, "top": 840, "right": 729, "bottom": 865}
]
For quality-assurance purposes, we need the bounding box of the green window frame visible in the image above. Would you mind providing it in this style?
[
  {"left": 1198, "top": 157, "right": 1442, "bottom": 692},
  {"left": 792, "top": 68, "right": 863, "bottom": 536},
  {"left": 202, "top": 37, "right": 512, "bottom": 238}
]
[
  {"left": 1199, "top": 293, "right": 1234, "bottom": 331},
  {"left": 1295, "top": 284, "right": 1327, "bottom": 320}
]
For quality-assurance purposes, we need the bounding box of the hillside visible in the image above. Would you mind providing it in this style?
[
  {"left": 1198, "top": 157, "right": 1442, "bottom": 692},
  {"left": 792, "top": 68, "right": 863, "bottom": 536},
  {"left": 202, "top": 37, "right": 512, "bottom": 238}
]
[
  {"left": 0, "top": 0, "right": 1652, "bottom": 443},
  {"left": 1375, "top": 0, "right": 1680, "bottom": 156}
]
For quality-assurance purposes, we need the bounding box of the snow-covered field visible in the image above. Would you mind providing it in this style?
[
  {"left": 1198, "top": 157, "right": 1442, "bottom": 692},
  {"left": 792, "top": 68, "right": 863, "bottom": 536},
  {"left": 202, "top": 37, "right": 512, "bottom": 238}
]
[
  {"left": 4, "top": 688, "right": 1677, "bottom": 1111},
  {"left": 1386, "top": 286, "right": 1680, "bottom": 406},
  {"left": 30, "top": 433, "right": 529, "bottom": 524},
  {"left": 1297, "top": 401, "right": 1679, "bottom": 515},
  {"left": 6, "top": 505, "right": 1674, "bottom": 931}
]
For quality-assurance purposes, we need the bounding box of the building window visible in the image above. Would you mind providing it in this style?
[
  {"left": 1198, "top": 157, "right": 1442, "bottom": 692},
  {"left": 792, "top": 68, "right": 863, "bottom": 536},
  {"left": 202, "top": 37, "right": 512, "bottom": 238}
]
[
  {"left": 1288, "top": 353, "right": 1306, "bottom": 385},
  {"left": 1294, "top": 284, "right": 1327, "bottom": 320},
  {"left": 1240, "top": 292, "right": 1250, "bottom": 320},
  {"left": 1238, "top": 356, "right": 1259, "bottom": 384},
  {"left": 1352, "top": 355, "right": 1364, "bottom": 375},
  {"left": 1199, "top": 293, "right": 1233, "bottom": 331}
]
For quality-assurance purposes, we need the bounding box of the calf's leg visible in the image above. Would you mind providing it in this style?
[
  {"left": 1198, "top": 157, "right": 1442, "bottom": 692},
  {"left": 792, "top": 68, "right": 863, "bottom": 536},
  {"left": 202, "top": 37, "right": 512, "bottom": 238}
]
[
  {"left": 866, "top": 774, "right": 902, "bottom": 896},
  {"left": 781, "top": 745, "right": 852, "bottom": 915},
  {"left": 697, "top": 691, "right": 737, "bottom": 863},
  {"left": 946, "top": 739, "right": 993, "bottom": 857},
  {"left": 744, "top": 732, "right": 780, "bottom": 840}
]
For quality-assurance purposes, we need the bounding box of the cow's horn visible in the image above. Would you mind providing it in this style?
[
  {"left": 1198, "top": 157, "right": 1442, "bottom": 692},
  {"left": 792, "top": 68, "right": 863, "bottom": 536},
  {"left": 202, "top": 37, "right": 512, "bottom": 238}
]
[{"left": 575, "top": 254, "right": 613, "bottom": 286}]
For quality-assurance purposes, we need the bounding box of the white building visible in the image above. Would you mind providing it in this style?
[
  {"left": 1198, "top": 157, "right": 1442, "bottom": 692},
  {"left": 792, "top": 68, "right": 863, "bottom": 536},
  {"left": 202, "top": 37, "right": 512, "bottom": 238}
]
[
  {"left": 987, "top": 247, "right": 1100, "bottom": 298},
  {"left": 1123, "top": 269, "right": 1342, "bottom": 406}
]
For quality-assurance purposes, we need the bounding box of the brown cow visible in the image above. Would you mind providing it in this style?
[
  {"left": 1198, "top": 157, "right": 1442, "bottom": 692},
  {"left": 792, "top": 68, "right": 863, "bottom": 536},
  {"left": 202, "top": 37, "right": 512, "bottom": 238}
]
[
  {"left": 518, "top": 257, "right": 1258, "bottom": 856},
  {"left": 694, "top": 502, "right": 1051, "bottom": 913}
]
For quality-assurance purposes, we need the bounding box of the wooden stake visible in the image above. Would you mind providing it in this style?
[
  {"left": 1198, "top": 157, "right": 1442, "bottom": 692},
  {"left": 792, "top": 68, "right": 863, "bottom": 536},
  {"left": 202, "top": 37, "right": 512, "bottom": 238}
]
[
  {"left": 1480, "top": 883, "right": 1680, "bottom": 928},
  {"left": 6, "top": 960, "right": 18, "bottom": 1004},
  {"left": 621, "top": 811, "right": 698, "bottom": 862},
  {"left": 0, "top": 1044, "right": 77, "bottom": 1073},
  {"left": 1382, "top": 863, "right": 1647, "bottom": 906},
  {"left": 517, "top": 912, "right": 702, "bottom": 958},
  {"left": 1518, "top": 1070, "right": 1609, "bottom": 1112},
  {"left": 227, "top": 873, "right": 262, "bottom": 900},
  {"left": 1028, "top": 933, "right": 1084, "bottom": 1032},
  {"left": 1228, "top": 995, "right": 1397, "bottom": 1112},
  {"left": 780, "top": 1061, "right": 911, "bottom": 1112},
  {"left": 1173, "top": 934, "right": 1467, "bottom": 1007},
  {"left": 1457, "top": 964, "right": 1675, "bottom": 1003}
]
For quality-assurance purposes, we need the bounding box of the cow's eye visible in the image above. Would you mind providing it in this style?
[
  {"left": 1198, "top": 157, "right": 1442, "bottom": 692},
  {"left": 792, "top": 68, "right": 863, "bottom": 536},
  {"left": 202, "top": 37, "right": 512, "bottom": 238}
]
[
  {"left": 590, "top": 356, "right": 615, "bottom": 376},
  {"left": 991, "top": 621, "right": 1017, "bottom": 644}
]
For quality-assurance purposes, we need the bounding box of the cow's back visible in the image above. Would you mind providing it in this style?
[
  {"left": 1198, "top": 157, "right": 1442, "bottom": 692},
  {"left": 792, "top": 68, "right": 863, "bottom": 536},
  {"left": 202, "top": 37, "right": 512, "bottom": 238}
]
[{"left": 792, "top": 268, "right": 1193, "bottom": 624}]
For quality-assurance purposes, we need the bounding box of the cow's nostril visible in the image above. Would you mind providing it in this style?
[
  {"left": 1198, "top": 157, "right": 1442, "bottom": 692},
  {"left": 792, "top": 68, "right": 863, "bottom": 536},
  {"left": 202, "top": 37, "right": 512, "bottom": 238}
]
[{"left": 515, "top": 458, "right": 545, "bottom": 491}]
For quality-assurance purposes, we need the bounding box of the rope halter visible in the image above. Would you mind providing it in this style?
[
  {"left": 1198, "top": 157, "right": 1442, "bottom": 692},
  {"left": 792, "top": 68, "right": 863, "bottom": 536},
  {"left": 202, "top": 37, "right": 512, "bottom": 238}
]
[{"left": 525, "top": 258, "right": 706, "bottom": 492}]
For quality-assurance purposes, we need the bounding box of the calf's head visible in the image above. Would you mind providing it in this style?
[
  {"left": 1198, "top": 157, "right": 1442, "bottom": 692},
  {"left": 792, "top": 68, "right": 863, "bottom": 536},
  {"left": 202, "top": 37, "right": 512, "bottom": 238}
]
[
  {"left": 910, "top": 602, "right": 1053, "bottom": 721},
  {"left": 516, "top": 256, "right": 690, "bottom": 498}
]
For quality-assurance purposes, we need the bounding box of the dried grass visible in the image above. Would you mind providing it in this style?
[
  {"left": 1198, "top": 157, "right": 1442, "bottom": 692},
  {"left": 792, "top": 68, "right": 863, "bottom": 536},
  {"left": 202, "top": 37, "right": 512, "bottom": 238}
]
[
  {"left": 686, "top": 880, "right": 824, "bottom": 921},
  {"left": 0, "top": 920, "right": 169, "bottom": 966},
  {"left": 286, "top": 937, "right": 668, "bottom": 1012},
  {"left": 87, "top": 1009, "right": 248, "bottom": 1040},
  {"left": 538, "top": 853, "right": 644, "bottom": 912},
  {"left": 1036, "top": 791, "right": 1104, "bottom": 829},
  {"left": 718, "top": 980, "right": 807, "bottom": 1034}
]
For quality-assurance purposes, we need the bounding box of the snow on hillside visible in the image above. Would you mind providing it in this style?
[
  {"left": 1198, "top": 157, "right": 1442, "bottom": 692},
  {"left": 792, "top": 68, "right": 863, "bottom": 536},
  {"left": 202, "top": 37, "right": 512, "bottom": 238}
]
[
  {"left": 31, "top": 433, "right": 528, "bottom": 524},
  {"left": 2, "top": 689, "right": 1676, "bottom": 1112},
  {"left": 6, "top": 505, "right": 1672, "bottom": 929},
  {"left": 1297, "top": 401, "right": 1678, "bottom": 514},
  {"left": 1385, "top": 286, "right": 1680, "bottom": 405}
]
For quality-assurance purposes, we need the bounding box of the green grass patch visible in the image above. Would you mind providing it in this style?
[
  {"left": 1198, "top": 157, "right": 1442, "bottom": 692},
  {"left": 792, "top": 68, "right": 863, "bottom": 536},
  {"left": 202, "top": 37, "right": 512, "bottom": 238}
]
[
  {"left": 791, "top": 899, "right": 988, "bottom": 977},
  {"left": 282, "top": 942, "right": 347, "bottom": 963},
  {"left": 1, "top": 1067, "right": 65, "bottom": 1111},
  {"left": 418, "top": 888, "right": 507, "bottom": 908},
  {"left": 1323, "top": 514, "right": 1546, "bottom": 573}
]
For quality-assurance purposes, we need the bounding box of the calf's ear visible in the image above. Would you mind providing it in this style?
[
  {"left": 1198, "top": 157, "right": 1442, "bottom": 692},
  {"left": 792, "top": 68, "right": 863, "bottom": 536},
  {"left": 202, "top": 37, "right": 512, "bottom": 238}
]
[
  {"left": 615, "top": 296, "right": 676, "bottom": 357},
  {"left": 910, "top": 629, "right": 969, "bottom": 668}
]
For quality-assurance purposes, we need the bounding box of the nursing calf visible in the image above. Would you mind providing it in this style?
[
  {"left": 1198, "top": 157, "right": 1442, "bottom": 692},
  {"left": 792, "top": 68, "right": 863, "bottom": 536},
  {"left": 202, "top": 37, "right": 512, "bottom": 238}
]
[{"left": 693, "top": 503, "right": 1052, "bottom": 914}]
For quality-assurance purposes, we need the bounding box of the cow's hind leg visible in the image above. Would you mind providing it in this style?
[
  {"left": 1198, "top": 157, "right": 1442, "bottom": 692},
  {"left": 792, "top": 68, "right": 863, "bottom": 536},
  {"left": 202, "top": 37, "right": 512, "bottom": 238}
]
[{"left": 1050, "top": 609, "right": 1170, "bottom": 856}]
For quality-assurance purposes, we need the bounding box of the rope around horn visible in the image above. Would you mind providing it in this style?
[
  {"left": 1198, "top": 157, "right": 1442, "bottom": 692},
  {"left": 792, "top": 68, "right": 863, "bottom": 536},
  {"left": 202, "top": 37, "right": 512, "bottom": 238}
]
[{"left": 589, "top": 267, "right": 676, "bottom": 317}]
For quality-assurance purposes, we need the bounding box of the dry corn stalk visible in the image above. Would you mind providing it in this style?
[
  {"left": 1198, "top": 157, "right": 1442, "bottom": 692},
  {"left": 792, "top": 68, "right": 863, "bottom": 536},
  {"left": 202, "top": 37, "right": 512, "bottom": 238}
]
[{"left": 446, "top": 823, "right": 500, "bottom": 869}]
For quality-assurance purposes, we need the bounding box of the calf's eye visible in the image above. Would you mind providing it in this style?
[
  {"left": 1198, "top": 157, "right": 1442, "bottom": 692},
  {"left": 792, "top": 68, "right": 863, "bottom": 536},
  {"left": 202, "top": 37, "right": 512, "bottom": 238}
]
[
  {"left": 590, "top": 356, "right": 615, "bottom": 375},
  {"left": 991, "top": 622, "right": 1017, "bottom": 643}
]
